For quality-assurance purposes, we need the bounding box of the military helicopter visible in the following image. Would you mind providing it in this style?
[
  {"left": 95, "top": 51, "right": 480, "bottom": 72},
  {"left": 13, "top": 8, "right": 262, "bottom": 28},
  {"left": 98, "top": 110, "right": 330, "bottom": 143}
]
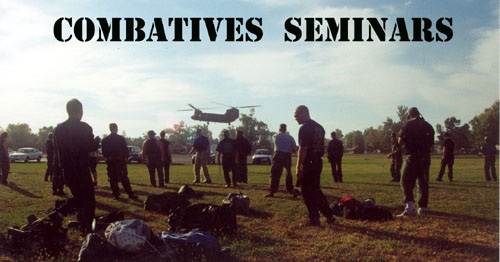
[{"left": 178, "top": 102, "right": 261, "bottom": 124}]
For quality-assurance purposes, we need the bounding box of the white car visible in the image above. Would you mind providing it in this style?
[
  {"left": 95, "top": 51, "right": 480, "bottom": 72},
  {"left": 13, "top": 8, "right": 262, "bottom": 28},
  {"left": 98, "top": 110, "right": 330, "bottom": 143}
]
[
  {"left": 252, "top": 149, "right": 272, "bottom": 165},
  {"left": 9, "top": 147, "right": 43, "bottom": 163}
]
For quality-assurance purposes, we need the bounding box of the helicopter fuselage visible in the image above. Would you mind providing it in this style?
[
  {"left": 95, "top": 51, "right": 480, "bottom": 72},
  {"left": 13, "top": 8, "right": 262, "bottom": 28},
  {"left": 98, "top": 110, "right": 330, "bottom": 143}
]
[{"left": 191, "top": 108, "right": 239, "bottom": 124}]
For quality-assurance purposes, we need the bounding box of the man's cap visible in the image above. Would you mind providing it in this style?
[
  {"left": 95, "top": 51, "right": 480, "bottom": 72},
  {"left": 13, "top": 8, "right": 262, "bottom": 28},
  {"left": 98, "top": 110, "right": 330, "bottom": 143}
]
[
  {"left": 223, "top": 130, "right": 229, "bottom": 135},
  {"left": 147, "top": 130, "right": 156, "bottom": 136},
  {"left": 391, "top": 132, "right": 397, "bottom": 137}
]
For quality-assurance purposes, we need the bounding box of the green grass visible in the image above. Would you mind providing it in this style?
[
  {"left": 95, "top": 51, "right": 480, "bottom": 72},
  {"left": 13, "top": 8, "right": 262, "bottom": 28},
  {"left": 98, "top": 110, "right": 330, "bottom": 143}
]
[{"left": 0, "top": 155, "right": 498, "bottom": 262}]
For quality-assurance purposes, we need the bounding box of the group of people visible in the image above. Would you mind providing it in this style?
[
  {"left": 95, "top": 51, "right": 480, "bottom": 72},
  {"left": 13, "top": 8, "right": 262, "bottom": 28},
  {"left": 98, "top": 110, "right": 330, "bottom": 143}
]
[{"left": 0, "top": 99, "right": 498, "bottom": 230}]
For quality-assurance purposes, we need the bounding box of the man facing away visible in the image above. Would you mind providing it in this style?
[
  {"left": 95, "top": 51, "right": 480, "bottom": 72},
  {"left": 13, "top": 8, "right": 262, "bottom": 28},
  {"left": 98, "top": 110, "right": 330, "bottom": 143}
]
[
  {"left": 327, "top": 131, "right": 344, "bottom": 183},
  {"left": 234, "top": 130, "right": 252, "bottom": 183},
  {"left": 397, "top": 107, "right": 434, "bottom": 217},
  {"left": 101, "top": 123, "right": 137, "bottom": 200},
  {"left": 265, "top": 124, "right": 297, "bottom": 198},
  {"left": 480, "top": 136, "right": 498, "bottom": 182},
  {"left": 44, "top": 133, "right": 55, "bottom": 182},
  {"left": 53, "top": 98, "right": 99, "bottom": 233},
  {"left": 142, "top": 130, "right": 165, "bottom": 187},
  {"left": 188, "top": 129, "right": 212, "bottom": 184},
  {"left": 387, "top": 132, "right": 402, "bottom": 182},
  {"left": 436, "top": 132, "right": 455, "bottom": 182},
  {"left": 159, "top": 131, "right": 173, "bottom": 184},
  {"left": 294, "top": 105, "right": 335, "bottom": 226},
  {"left": 217, "top": 130, "right": 238, "bottom": 188}
]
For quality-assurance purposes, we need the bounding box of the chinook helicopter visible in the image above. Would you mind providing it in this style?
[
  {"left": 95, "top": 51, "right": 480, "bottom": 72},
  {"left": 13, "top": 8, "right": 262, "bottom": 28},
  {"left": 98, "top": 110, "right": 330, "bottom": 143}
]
[{"left": 178, "top": 103, "right": 261, "bottom": 124}]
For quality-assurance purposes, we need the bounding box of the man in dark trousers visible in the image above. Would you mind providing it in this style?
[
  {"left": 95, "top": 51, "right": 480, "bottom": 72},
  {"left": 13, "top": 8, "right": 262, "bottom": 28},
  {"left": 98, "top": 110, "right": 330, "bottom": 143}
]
[
  {"left": 217, "top": 130, "right": 238, "bottom": 188},
  {"left": 397, "top": 107, "right": 434, "bottom": 217},
  {"left": 327, "top": 131, "right": 344, "bottom": 183},
  {"left": 234, "top": 130, "right": 252, "bottom": 183},
  {"left": 266, "top": 124, "right": 297, "bottom": 197},
  {"left": 44, "top": 133, "right": 55, "bottom": 182},
  {"left": 188, "top": 129, "right": 212, "bottom": 183},
  {"left": 159, "top": 131, "right": 173, "bottom": 184},
  {"left": 436, "top": 132, "right": 455, "bottom": 182},
  {"left": 480, "top": 136, "right": 498, "bottom": 182},
  {"left": 0, "top": 132, "right": 10, "bottom": 186},
  {"left": 142, "top": 130, "right": 165, "bottom": 187},
  {"left": 387, "top": 132, "right": 402, "bottom": 182},
  {"left": 53, "top": 98, "right": 99, "bottom": 233},
  {"left": 294, "top": 105, "right": 335, "bottom": 226},
  {"left": 101, "top": 123, "right": 137, "bottom": 200}
]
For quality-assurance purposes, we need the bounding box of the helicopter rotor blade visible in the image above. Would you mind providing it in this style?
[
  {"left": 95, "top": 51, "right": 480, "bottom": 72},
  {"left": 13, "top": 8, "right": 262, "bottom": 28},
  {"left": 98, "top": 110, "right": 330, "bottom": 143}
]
[
  {"left": 235, "top": 105, "right": 262, "bottom": 109},
  {"left": 211, "top": 101, "right": 234, "bottom": 108}
]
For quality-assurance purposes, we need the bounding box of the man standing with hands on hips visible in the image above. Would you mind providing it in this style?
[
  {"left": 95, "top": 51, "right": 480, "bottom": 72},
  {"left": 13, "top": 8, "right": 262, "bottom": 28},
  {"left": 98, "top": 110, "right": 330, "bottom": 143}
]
[{"left": 294, "top": 105, "right": 335, "bottom": 226}]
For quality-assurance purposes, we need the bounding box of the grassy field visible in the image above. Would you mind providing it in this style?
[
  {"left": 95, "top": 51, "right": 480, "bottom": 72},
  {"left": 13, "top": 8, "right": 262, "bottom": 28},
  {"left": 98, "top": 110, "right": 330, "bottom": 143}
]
[{"left": 0, "top": 154, "right": 498, "bottom": 262}]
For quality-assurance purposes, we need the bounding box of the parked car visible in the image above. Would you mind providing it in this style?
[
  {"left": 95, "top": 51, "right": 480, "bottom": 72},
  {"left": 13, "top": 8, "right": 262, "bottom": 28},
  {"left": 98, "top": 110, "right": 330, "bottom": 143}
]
[
  {"left": 252, "top": 149, "right": 272, "bottom": 165},
  {"left": 9, "top": 147, "right": 43, "bottom": 163},
  {"left": 127, "top": 146, "right": 142, "bottom": 163},
  {"left": 192, "top": 151, "right": 216, "bottom": 164}
]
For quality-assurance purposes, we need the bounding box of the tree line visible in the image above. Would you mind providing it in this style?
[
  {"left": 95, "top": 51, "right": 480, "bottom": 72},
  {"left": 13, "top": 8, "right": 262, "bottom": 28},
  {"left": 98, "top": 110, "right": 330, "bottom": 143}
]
[{"left": 1, "top": 101, "right": 498, "bottom": 154}]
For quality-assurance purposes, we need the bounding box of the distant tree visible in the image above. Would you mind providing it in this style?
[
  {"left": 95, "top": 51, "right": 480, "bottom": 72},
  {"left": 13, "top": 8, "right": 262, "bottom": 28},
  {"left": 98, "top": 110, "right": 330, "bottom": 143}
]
[
  {"left": 344, "top": 130, "right": 365, "bottom": 154},
  {"left": 6, "top": 123, "right": 36, "bottom": 150},
  {"left": 469, "top": 100, "right": 499, "bottom": 147},
  {"left": 231, "top": 109, "right": 274, "bottom": 151},
  {"left": 363, "top": 127, "right": 381, "bottom": 153},
  {"left": 436, "top": 117, "right": 473, "bottom": 153},
  {"left": 37, "top": 126, "right": 55, "bottom": 152}
]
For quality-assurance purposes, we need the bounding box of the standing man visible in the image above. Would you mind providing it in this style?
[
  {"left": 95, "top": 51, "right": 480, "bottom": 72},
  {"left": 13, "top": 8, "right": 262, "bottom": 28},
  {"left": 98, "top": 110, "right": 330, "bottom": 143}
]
[
  {"left": 101, "top": 123, "right": 137, "bottom": 200},
  {"left": 217, "top": 130, "right": 238, "bottom": 188},
  {"left": 159, "top": 131, "right": 173, "bottom": 184},
  {"left": 480, "top": 136, "right": 498, "bottom": 182},
  {"left": 44, "top": 133, "right": 55, "bottom": 182},
  {"left": 265, "top": 124, "right": 297, "bottom": 198},
  {"left": 436, "top": 132, "right": 455, "bottom": 182},
  {"left": 142, "top": 130, "right": 165, "bottom": 187},
  {"left": 234, "top": 130, "right": 252, "bottom": 184},
  {"left": 53, "top": 98, "right": 99, "bottom": 233},
  {"left": 397, "top": 107, "right": 434, "bottom": 217},
  {"left": 0, "top": 132, "right": 10, "bottom": 186},
  {"left": 188, "top": 129, "right": 211, "bottom": 184},
  {"left": 387, "top": 132, "right": 402, "bottom": 182},
  {"left": 294, "top": 105, "right": 335, "bottom": 226},
  {"left": 327, "top": 131, "right": 344, "bottom": 183}
]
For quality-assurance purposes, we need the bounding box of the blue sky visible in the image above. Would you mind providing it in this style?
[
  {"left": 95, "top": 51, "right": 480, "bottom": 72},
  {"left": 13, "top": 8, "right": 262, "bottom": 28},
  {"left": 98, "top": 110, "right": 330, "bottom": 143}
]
[{"left": 0, "top": 0, "right": 498, "bottom": 140}]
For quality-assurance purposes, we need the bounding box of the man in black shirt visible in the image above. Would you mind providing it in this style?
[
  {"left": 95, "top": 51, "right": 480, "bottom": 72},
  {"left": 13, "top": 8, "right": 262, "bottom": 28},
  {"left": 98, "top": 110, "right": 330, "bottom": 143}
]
[
  {"left": 53, "top": 98, "right": 98, "bottom": 233},
  {"left": 44, "top": 133, "right": 55, "bottom": 182},
  {"left": 101, "top": 123, "right": 137, "bottom": 200},
  {"left": 234, "top": 130, "right": 252, "bottom": 183},
  {"left": 159, "top": 131, "right": 173, "bottom": 184},
  {"left": 398, "top": 107, "right": 434, "bottom": 217},
  {"left": 142, "top": 130, "right": 165, "bottom": 187},
  {"left": 217, "top": 130, "right": 238, "bottom": 188},
  {"left": 327, "top": 131, "right": 344, "bottom": 183},
  {"left": 294, "top": 105, "right": 335, "bottom": 226},
  {"left": 480, "top": 136, "right": 498, "bottom": 182},
  {"left": 436, "top": 132, "right": 455, "bottom": 182},
  {"left": 387, "top": 132, "right": 402, "bottom": 182}
]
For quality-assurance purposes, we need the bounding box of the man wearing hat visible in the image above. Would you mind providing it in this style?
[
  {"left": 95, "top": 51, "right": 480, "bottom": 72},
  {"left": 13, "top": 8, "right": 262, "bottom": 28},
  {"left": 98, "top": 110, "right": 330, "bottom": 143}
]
[
  {"left": 436, "top": 132, "right": 455, "bottom": 182},
  {"left": 217, "top": 130, "right": 238, "bottom": 187},
  {"left": 480, "top": 136, "right": 498, "bottom": 182},
  {"left": 398, "top": 107, "right": 434, "bottom": 217},
  {"left": 159, "top": 131, "right": 173, "bottom": 184},
  {"left": 387, "top": 132, "right": 402, "bottom": 182},
  {"left": 142, "top": 130, "right": 165, "bottom": 187},
  {"left": 188, "top": 129, "right": 212, "bottom": 183}
]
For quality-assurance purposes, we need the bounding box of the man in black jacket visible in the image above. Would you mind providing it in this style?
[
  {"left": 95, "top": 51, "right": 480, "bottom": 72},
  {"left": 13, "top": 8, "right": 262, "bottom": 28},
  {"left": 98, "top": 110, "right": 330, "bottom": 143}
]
[
  {"left": 44, "top": 133, "right": 55, "bottom": 182},
  {"left": 53, "top": 98, "right": 98, "bottom": 233},
  {"left": 327, "top": 131, "right": 344, "bottom": 183},
  {"left": 436, "top": 132, "right": 455, "bottom": 182},
  {"left": 101, "top": 123, "right": 137, "bottom": 200},
  {"left": 387, "top": 132, "right": 402, "bottom": 182}
]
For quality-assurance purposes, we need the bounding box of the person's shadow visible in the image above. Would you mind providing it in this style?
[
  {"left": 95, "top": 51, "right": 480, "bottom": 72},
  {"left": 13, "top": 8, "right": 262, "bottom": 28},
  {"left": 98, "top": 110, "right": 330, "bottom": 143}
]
[{"left": 1, "top": 182, "right": 42, "bottom": 198}]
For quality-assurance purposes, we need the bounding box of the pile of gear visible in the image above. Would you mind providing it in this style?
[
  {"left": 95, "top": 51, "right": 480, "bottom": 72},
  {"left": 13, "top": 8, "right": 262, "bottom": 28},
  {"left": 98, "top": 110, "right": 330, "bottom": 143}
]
[
  {"left": 330, "top": 197, "right": 393, "bottom": 221},
  {"left": 0, "top": 185, "right": 251, "bottom": 261}
]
